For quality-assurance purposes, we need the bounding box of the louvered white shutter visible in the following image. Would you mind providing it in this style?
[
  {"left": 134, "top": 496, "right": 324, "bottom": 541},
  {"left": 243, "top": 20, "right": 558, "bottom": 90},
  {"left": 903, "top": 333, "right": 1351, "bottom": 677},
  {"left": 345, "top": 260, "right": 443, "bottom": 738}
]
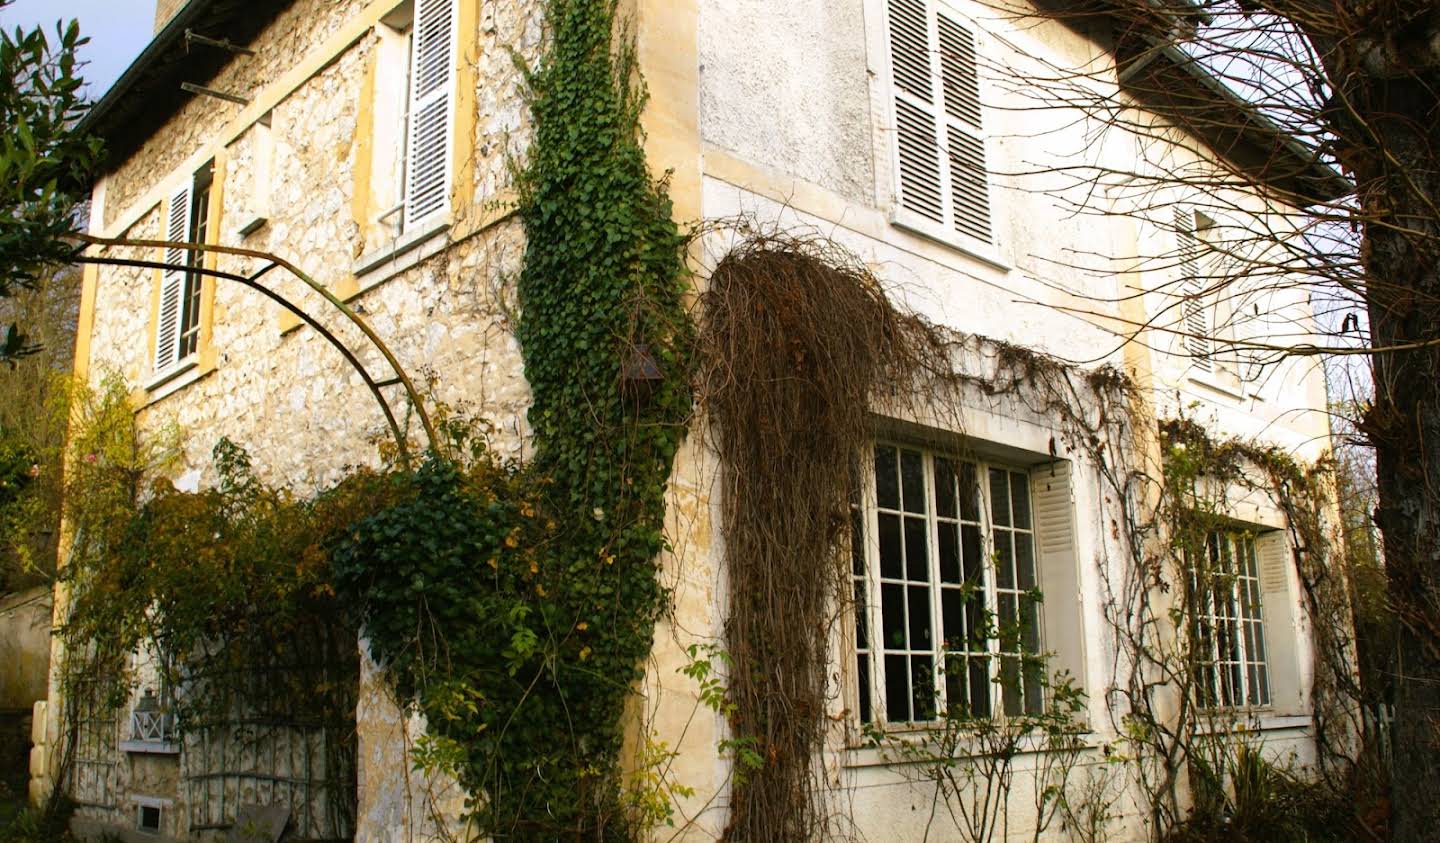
[
  {"left": 154, "top": 184, "right": 191, "bottom": 373},
  {"left": 1030, "top": 460, "right": 1086, "bottom": 698},
  {"left": 887, "top": 0, "right": 991, "bottom": 243},
  {"left": 1255, "top": 530, "right": 1302, "bottom": 712},
  {"left": 1176, "top": 209, "right": 1212, "bottom": 369},
  {"left": 937, "top": 13, "right": 990, "bottom": 243},
  {"left": 402, "top": 0, "right": 456, "bottom": 231}
]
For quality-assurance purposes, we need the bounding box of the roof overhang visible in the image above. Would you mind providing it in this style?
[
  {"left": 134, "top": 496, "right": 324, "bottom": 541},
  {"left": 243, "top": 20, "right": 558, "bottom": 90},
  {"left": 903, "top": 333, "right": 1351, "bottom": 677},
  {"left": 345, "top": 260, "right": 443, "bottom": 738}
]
[
  {"left": 1033, "top": 0, "right": 1352, "bottom": 207},
  {"left": 76, "top": 0, "right": 292, "bottom": 174}
]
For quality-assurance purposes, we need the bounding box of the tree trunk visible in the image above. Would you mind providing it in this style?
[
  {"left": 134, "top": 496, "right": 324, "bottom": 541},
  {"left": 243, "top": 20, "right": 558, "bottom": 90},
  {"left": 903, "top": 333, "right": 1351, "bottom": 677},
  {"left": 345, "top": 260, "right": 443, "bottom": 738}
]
[{"left": 1352, "top": 58, "right": 1440, "bottom": 843}]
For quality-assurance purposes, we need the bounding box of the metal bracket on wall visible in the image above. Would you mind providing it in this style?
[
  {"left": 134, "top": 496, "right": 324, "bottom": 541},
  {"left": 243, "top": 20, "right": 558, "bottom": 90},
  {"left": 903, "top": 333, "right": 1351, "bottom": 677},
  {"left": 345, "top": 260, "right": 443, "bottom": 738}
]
[{"left": 185, "top": 29, "right": 257, "bottom": 56}]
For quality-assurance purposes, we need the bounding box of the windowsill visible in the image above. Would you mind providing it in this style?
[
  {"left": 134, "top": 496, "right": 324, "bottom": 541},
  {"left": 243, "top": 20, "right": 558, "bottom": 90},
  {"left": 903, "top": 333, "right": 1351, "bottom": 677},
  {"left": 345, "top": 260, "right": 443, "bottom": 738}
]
[
  {"left": 352, "top": 215, "right": 451, "bottom": 292},
  {"left": 842, "top": 726, "right": 1098, "bottom": 770},
  {"left": 891, "top": 212, "right": 1011, "bottom": 274},
  {"left": 142, "top": 357, "right": 210, "bottom": 404},
  {"left": 1187, "top": 369, "right": 1247, "bottom": 401},
  {"left": 120, "top": 739, "right": 180, "bottom": 756}
]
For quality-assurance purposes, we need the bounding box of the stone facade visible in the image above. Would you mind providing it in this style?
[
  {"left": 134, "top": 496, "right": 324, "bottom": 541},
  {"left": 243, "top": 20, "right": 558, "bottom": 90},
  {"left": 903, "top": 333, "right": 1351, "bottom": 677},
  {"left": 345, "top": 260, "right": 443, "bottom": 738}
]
[{"left": 55, "top": 0, "right": 1339, "bottom": 840}]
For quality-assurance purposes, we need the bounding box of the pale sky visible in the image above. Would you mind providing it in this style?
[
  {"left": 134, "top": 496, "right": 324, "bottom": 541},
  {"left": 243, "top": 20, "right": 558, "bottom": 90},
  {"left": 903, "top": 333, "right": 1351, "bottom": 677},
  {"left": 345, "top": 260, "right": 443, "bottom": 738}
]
[{"left": 0, "top": 0, "right": 156, "bottom": 100}]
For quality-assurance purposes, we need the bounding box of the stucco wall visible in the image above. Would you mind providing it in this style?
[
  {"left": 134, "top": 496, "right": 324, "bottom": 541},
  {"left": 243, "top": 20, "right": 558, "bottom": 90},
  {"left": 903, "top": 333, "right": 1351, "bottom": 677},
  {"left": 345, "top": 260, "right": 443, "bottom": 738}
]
[{"left": 698, "top": 0, "right": 874, "bottom": 205}]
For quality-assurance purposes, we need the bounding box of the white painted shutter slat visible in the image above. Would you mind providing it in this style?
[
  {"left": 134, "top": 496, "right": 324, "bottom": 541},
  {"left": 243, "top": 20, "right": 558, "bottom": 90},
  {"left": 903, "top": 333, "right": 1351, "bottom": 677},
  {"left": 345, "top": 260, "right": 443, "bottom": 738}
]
[
  {"left": 889, "top": 0, "right": 944, "bottom": 225},
  {"left": 1030, "top": 460, "right": 1086, "bottom": 696},
  {"left": 1176, "top": 209, "right": 1212, "bottom": 368},
  {"left": 937, "top": 13, "right": 990, "bottom": 244},
  {"left": 403, "top": 0, "right": 455, "bottom": 230},
  {"left": 888, "top": 0, "right": 931, "bottom": 102},
  {"left": 155, "top": 185, "right": 190, "bottom": 372}
]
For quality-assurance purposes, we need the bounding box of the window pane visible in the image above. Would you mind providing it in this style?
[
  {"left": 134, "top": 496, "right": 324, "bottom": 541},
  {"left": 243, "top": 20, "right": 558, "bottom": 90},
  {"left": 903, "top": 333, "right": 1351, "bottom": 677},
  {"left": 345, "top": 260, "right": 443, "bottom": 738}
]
[
  {"left": 935, "top": 457, "right": 957, "bottom": 519},
  {"left": 989, "top": 468, "right": 1011, "bottom": 526},
  {"left": 882, "top": 584, "right": 906, "bottom": 649},
  {"left": 966, "top": 593, "right": 987, "bottom": 647},
  {"left": 959, "top": 462, "right": 980, "bottom": 521},
  {"left": 938, "top": 523, "right": 960, "bottom": 584},
  {"left": 901, "top": 449, "right": 926, "bottom": 513},
  {"left": 941, "top": 588, "right": 963, "bottom": 649},
  {"left": 904, "top": 517, "right": 929, "bottom": 581},
  {"left": 994, "top": 531, "right": 1014, "bottom": 589},
  {"left": 998, "top": 593, "right": 1018, "bottom": 650},
  {"left": 857, "top": 655, "right": 872, "bottom": 723},
  {"left": 961, "top": 524, "right": 983, "bottom": 583},
  {"left": 1020, "top": 596, "right": 1041, "bottom": 654},
  {"left": 1010, "top": 472, "right": 1031, "bottom": 529},
  {"left": 908, "top": 585, "right": 933, "bottom": 649},
  {"left": 912, "top": 656, "right": 936, "bottom": 720},
  {"left": 854, "top": 581, "right": 869, "bottom": 649},
  {"left": 968, "top": 656, "right": 991, "bottom": 718},
  {"left": 1015, "top": 532, "right": 1036, "bottom": 591},
  {"left": 1248, "top": 620, "right": 1267, "bottom": 663},
  {"left": 879, "top": 513, "right": 903, "bottom": 579},
  {"left": 885, "top": 654, "right": 911, "bottom": 721},
  {"left": 944, "top": 654, "right": 965, "bottom": 715},
  {"left": 875, "top": 445, "right": 899, "bottom": 510},
  {"left": 1001, "top": 656, "right": 1022, "bottom": 716},
  {"left": 1023, "top": 655, "right": 1045, "bottom": 716}
]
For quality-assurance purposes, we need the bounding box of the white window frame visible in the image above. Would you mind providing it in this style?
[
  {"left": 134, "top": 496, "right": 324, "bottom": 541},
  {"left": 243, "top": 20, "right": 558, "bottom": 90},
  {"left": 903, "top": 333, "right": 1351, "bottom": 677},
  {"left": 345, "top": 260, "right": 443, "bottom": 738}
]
[
  {"left": 1190, "top": 530, "right": 1272, "bottom": 710},
  {"left": 150, "top": 163, "right": 213, "bottom": 387},
  {"left": 852, "top": 442, "right": 1047, "bottom": 728},
  {"left": 878, "top": 0, "right": 1000, "bottom": 263}
]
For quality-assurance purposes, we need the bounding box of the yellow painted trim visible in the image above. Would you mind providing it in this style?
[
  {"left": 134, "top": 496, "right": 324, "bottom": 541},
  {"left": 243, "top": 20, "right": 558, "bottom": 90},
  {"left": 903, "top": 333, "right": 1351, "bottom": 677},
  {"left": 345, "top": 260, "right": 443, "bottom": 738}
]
[
  {"left": 101, "top": 0, "right": 395, "bottom": 239},
  {"left": 71, "top": 263, "right": 99, "bottom": 386},
  {"left": 353, "top": 48, "right": 378, "bottom": 233},
  {"left": 634, "top": 0, "right": 700, "bottom": 224},
  {"left": 145, "top": 266, "right": 163, "bottom": 374},
  {"left": 449, "top": 0, "right": 479, "bottom": 227}
]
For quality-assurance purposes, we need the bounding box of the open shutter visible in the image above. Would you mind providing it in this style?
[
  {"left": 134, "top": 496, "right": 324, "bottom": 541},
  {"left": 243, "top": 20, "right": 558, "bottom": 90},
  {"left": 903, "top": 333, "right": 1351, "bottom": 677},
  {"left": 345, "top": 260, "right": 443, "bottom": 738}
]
[
  {"left": 1176, "top": 209, "right": 1212, "bottom": 369},
  {"left": 1030, "top": 460, "right": 1086, "bottom": 700},
  {"left": 1255, "top": 530, "right": 1302, "bottom": 713},
  {"left": 154, "top": 184, "right": 191, "bottom": 373},
  {"left": 888, "top": 0, "right": 944, "bottom": 225},
  {"left": 402, "top": 0, "right": 455, "bottom": 231},
  {"left": 937, "top": 13, "right": 990, "bottom": 243},
  {"left": 888, "top": 1, "right": 991, "bottom": 243}
]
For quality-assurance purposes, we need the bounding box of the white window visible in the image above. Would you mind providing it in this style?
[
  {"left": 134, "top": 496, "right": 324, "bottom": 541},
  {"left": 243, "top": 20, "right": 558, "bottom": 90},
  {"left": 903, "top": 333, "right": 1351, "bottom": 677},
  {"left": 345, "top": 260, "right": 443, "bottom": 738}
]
[
  {"left": 1175, "top": 207, "right": 1213, "bottom": 369},
  {"left": 154, "top": 163, "right": 213, "bottom": 377},
  {"left": 884, "top": 0, "right": 992, "bottom": 246},
  {"left": 1190, "top": 531, "right": 1271, "bottom": 709},
  {"left": 369, "top": 0, "right": 455, "bottom": 242},
  {"left": 852, "top": 444, "right": 1057, "bottom": 725}
]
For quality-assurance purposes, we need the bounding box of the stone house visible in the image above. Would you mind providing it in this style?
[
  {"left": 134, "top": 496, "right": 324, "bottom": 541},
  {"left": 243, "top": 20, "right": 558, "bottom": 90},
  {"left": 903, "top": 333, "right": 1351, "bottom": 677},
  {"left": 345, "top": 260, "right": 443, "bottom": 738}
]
[{"left": 36, "top": 0, "right": 1344, "bottom": 839}]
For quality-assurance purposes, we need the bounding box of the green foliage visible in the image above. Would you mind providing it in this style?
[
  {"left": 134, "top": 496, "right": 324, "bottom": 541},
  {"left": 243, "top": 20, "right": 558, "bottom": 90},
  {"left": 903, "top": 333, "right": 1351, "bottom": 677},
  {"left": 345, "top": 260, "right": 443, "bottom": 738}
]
[
  {"left": 334, "top": 0, "right": 692, "bottom": 837},
  {"left": 0, "top": 798, "right": 76, "bottom": 843},
  {"left": 0, "top": 5, "right": 100, "bottom": 359},
  {"left": 1168, "top": 741, "right": 1361, "bottom": 843}
]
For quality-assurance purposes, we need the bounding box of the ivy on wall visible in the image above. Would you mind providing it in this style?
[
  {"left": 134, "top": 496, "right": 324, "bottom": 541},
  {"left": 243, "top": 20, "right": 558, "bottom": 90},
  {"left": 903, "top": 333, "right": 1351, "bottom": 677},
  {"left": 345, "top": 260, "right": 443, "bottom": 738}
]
[{"left": 334, "top": 0, "right": 692, "bottom": 837}]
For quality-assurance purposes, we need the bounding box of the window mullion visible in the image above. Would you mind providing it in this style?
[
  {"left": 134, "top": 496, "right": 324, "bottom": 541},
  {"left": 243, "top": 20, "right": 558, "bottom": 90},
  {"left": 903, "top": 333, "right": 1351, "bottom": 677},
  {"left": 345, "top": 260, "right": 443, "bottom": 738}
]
[
  {"left": 924, "top": 453, "right": 945, "bottom": 717},
  {"left": 977, "top": 460, "right": 1001, "bottom": 714},
  {"left": 1230, "top": 536, "right": 1251, "bottom": 705},
  {"left": 863, "top": 457, "right": 886, "bottom": 725}
]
